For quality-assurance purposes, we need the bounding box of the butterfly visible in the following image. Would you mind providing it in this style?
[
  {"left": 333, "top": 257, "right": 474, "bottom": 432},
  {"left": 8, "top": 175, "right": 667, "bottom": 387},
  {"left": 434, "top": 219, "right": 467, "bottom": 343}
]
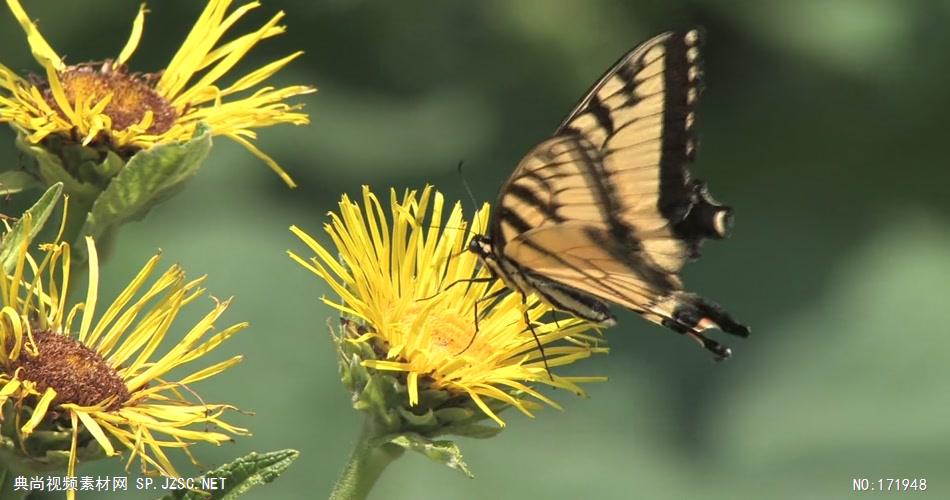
[{"left": 468, "top": 29, "right": 750, "bottom": 360}]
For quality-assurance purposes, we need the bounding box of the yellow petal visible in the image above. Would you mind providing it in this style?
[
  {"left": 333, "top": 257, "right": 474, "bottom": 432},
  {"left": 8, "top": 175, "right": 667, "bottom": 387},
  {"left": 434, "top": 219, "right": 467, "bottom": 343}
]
[
  {"left": 223, "top": 132, "right": 297, "bottom": 188},
  {"left": 78, "top": 236, "right": 99, "bottom": 343},
  {"left": 171, "top": 9, "right": 283, "bottom": 107},
  {"left": 6, "top": 0, "right": 64, "bottom": 70},
  {"left": 117, "top": 3, "right": 148, "bottom": 65},
  {"left": 67, "top": 412, "right": 79, "bottom": 500},
  {"left": 408, "top": 371, "right": 419, "bottom": 406},
  {"left": 74, "top": 409, "right": 116, "bottom": 456},
  {"left": 21, "top": 387, "right": 56, "bottom": 435},
  {"left": 89, "top": 252, "right": 162, "bottom": 352},
  {"left": 158, "top": 0, "right": 252, "bottom": 99}
]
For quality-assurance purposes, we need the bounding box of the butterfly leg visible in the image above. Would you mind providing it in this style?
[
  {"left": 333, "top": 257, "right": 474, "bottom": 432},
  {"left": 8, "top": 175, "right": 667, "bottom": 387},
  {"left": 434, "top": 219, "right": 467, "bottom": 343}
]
[
  {"left": 456, "top": 286, "right": 511, "bottom": 355},
  {"left": 417, "top": 277, "right": 494, "bottom": 301},
  {"left": 522, "top": 293, "right": 553, "bottom": 380}
]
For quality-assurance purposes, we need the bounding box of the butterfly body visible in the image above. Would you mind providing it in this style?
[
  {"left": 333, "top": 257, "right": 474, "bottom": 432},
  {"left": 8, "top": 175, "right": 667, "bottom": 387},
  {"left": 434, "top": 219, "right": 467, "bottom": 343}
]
[{"left": 470, "top": 29, "right": 749, "bottom": 359}]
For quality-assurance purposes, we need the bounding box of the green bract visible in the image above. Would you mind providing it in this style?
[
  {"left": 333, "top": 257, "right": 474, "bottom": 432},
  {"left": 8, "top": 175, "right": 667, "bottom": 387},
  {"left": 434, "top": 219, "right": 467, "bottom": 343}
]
[{"left": 333, "top": 318, "right": 507, "bottom": 479}]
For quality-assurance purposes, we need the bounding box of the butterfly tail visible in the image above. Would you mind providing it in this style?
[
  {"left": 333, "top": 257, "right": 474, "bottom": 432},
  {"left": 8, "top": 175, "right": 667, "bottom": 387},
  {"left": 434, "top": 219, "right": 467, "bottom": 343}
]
[{"left": 658, "top": 292, "right": 750, "bottom": 360}]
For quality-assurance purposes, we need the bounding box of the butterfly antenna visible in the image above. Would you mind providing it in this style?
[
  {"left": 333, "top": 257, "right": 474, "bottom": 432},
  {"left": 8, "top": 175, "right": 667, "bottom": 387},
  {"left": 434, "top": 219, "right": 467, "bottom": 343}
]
[
  {"left": 414, "top": 161, "right": 491, "bottom": 302},
  {"left": 457, "top": 160, "right": 486, "bottom": 239},
  {"left": 458, "top": 160, "right": 478, "bottom": 212}
]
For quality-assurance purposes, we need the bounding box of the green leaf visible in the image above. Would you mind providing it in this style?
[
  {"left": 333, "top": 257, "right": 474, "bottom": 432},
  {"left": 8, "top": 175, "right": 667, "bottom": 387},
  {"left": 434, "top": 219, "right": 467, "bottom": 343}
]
[
  {"left": 385, "top": 433, "right": 473, "bottom": 478},
  {"left": 0, "top": 183, "right": 63, "bottom": 274},
  {"left": 80, "top": 123, "right": 212, "bottom": 242},
  {"left": 0, "top": 170, "right": 40, "bottom": 195},
  {"left": 157, "top": 449, "right": 299, "bottom": 500}
]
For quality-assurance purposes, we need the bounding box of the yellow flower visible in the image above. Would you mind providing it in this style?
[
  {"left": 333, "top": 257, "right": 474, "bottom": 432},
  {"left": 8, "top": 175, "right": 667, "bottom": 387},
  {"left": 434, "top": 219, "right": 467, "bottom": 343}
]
[
  {"left": 290, "top": 186, "right": 607, "bottom": 426},
  {"left": 0, "top": 0, "right": 314, "bottom": 187},
  {"left": 0, "top": 214, "right": 249, "bottom": 495}
]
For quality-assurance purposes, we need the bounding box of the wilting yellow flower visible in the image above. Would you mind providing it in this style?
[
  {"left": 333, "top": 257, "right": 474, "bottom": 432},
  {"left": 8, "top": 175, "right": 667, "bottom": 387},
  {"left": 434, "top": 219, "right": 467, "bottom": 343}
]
[
  {"left": 0, "top": 0, "right": 313, "bottom": 187},
  {"left": 0, "top": 216, "right": 248, "bottom": 494},
  {"left": 290, "top": 186, "right": 606, "bottom": 426}
]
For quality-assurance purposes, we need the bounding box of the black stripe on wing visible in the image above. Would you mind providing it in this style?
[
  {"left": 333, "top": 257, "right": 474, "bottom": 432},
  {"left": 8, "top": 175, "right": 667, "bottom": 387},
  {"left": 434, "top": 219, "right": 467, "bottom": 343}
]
[
  {"left": 653, "top": 31, "right": 734, "bottom": 259},
  {"left": 506, "top": 184, "right": 559, "bottom": 220},
  {"left": 656, "top": 30, "right": 701, "bottom": 225},
  {"left": 587, "top": 94, "right": 615, "bottom": 136}
]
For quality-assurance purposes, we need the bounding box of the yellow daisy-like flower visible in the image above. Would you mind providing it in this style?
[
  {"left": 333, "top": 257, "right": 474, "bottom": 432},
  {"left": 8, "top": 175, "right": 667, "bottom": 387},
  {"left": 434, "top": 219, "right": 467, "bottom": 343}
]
[
  {"left": 0, "top": 216, "right": 248, "bottom": 494},
  {"left": 0, "top": 0, "right": 313, "bottom": 187},
  {"left": 290, "top": 186, "right": 606, "bottom": 426}
]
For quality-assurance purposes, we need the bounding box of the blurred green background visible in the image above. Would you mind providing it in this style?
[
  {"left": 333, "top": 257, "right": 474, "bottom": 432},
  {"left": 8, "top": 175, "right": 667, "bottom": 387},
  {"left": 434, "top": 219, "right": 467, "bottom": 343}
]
[{"left": 2, "top": 0, "right": 949, "bottom": 498}]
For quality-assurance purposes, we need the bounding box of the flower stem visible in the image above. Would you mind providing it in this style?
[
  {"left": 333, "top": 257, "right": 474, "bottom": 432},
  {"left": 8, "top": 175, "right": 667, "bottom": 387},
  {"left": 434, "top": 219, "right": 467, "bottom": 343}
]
[{"left": 329, "top": 416, "right": 404, "bottom": 500}]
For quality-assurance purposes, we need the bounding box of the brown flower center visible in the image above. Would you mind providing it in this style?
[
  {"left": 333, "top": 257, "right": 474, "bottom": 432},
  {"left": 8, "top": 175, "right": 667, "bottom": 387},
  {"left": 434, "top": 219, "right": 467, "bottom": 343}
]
[
  {"left": 14, "top": 330, "right": 130, "bottom": 410},
  {"left": 43, "top": 61, "right": 177, "bottom": 136}
]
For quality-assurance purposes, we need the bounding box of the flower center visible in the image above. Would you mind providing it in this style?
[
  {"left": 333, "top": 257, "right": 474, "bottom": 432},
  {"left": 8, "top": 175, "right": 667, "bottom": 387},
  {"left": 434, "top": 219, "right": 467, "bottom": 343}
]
[
  {"left": 427, "top": 311, "right": 474, "bottom": 353},
  {"left": 14, "top": 330, "right": 130, "bottom": 410},
  {"left": 408, "top": 306, "right": 494, "bottom": 362},
  {"left": 44, "top": 62, "right": 177, "bottom": 136}
]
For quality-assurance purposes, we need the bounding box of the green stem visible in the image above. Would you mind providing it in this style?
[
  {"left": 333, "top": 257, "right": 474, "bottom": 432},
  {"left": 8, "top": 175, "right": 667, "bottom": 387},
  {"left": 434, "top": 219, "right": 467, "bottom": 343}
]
[{"left": 329, "top": 416, "right": 404, "bottom": 500}]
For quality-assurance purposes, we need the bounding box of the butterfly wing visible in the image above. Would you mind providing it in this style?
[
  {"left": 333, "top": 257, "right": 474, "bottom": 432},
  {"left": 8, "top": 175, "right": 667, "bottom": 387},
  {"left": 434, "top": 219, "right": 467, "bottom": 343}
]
[{"left": 491, "top": 30, "right": 749, "bottom": 349}]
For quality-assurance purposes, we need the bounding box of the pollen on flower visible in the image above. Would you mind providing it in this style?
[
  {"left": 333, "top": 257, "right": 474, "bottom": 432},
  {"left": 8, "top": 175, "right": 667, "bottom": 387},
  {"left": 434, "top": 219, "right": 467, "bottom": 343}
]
[
  {"left": 13, "top": 329, "right": 130, "bottom": 411},
  {"left": 405, "top": 305, "right": 471, "bottom": 353},
  {"left": 429, "top": 321, "right": 469, "bottom": 352},
  {"left": 404, "top": 307, "right": 501, "bottom": 388}
]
